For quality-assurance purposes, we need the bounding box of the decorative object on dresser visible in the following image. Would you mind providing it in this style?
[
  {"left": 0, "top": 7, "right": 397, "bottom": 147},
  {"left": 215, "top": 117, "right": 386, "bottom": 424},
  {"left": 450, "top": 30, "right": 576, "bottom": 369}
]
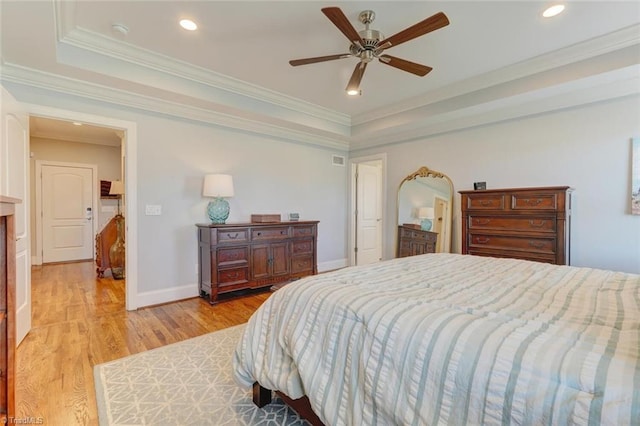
[
  {"left": 197, "top": 221, "right": 319, "bottom": 304},
  {"left": 0, "top": 196, "right": 19, "bottom": 423},
  {"left": 109, "top": 180, "right": 124, "bottom": 214},
  {"left": 397, "top": 224, "right": 437, "bottom": 258},
  {"left": 397, "top": 166, "right": 454, "bottom": 253},
  {"left": 460, "top": 186, "right": 572, "bottom": 264},
  {"left": 250, "top": 214, "right": 281, "bottom": 223},
  {"left": 417, "top": 207, "right": 434, "bottom": 231},
  {"left": 203, "top": 174, "right": 234, "bottom": 224}
]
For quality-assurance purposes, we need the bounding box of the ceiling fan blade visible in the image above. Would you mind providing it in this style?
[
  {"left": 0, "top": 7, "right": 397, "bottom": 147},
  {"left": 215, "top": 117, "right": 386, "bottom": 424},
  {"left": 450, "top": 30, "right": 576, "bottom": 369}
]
[
  {"left": 289, "top": 54, "right": 351, "bottom": 66},
  {"left": 346, "top": 62, "right": 367, "bottom": 93},
  {"left": 321, "top": 7, "right": 364, "bottom": 47},
  {"left": 378, "top": 12, "right": 449, "bottom": 49},
  {"left": 379, "top": 55, "right": 432, "bottom": 76}
]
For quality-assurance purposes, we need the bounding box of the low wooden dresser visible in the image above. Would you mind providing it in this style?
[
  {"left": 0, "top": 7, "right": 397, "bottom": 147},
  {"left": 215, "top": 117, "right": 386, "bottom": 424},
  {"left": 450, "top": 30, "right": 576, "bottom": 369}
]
[
  {"left": 397, "top": 224, "right": 438, "bottom": 258},
  {"left": 460, "top": 186, "right": 572, "bottom": 264},
  {"left": 197, "top": 221, "right": 319, "bottom": 304}
]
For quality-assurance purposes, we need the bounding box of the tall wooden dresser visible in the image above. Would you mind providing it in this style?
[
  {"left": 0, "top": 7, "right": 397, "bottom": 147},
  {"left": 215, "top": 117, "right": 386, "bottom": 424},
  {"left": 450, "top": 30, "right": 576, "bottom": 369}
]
[
  {"left": 0, "top": 196, "right": 18, "bottom": 423},
  {"left": 396, "top": 225, "right": 438, "bottom": 258},
  {"left": 460, "top": 186, "right": 572, "bottom": 265},
  {"left": 197, "top": 221, "right": 319, "bottom": 304}
]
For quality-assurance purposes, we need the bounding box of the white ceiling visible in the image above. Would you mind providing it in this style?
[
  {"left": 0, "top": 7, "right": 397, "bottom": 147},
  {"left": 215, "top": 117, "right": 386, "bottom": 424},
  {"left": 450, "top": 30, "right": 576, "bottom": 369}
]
[{"left": 1, "top": 1, "right": 639, "bottom": 148}]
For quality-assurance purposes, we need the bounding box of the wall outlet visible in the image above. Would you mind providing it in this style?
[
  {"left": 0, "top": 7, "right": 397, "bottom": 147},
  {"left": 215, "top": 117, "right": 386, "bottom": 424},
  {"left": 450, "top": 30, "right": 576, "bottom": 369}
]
[{"left": 145, "top": 204, "right": 162, "bottom": 215}]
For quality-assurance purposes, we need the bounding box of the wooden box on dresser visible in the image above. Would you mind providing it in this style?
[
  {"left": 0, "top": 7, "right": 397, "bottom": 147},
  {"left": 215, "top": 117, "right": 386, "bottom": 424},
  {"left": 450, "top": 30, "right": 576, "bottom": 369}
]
[
  {"left": 397, "top": 224, "right": 438, "bottom": 258},
  {"left": 197, "top": 221, "right": 319, "bottom": 304},
  {"left": 0, "top": 196, "right": 18, "bottom": 423},
  {"left": 460, "top": 186, "right": 572, "bottom": 265}
]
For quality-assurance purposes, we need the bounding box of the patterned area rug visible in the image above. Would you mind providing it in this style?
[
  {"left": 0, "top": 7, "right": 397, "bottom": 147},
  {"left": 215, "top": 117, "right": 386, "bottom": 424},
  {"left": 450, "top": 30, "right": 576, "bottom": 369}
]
[{"left": 94, "top": 324, "right": 309, "bottom": 425}]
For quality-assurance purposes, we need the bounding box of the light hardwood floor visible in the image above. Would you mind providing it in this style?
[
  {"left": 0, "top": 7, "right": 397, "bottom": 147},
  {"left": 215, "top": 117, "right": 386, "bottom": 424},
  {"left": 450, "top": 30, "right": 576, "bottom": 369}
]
[{"left": 15, "top": 261, "right": 269, "bottom": 426}]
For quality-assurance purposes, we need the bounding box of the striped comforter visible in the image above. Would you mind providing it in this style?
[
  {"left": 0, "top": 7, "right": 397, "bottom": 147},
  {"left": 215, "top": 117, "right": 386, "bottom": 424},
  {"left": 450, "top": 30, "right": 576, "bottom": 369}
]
[{"left": 233, "top": 254, "right": 640, "bottom": 425}]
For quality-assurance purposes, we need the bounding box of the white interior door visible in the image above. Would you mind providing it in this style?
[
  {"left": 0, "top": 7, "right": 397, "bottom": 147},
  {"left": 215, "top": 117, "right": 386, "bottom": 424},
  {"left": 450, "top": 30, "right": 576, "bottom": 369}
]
[
  {"left": 1, "top": 86, "right": 31, "bottom": 345},
  {"left": 41, "top": 164, "right": 94, "bottom": 263},
  {"left": 433, "top": 196, "right": 450, "bottom": 253},
  {"left": 356, "top": 162, "right": 383, "bottom": 265}
]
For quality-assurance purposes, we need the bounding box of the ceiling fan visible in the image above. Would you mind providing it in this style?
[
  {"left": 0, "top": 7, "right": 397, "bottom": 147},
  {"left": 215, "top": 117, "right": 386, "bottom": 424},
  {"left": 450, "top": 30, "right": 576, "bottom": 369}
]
[{"left": 289, "top": 7, "right": 450, "bottom": 95}]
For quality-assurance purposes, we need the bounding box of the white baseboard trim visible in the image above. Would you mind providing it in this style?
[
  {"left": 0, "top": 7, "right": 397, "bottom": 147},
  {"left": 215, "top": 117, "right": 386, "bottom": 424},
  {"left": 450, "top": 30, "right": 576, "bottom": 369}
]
[
  {"left": 318, "top": 258, "right": 349, "bottom": 272},
  {"left": 136, "top": 284, "right": 199, "bottom": 309},
  {"left": 135, "top": 259, "right": 348, "bottom": 308},
  {"left": 31, "top": 256, "right": 41, "bottom": 266}
]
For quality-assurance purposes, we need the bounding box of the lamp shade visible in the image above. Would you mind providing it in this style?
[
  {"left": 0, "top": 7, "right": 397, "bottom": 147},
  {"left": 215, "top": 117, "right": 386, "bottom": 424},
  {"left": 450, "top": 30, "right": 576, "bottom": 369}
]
[
  {"left": 418, "top": 207, "right": 435, "bottom": 219},
  {"left": 203, "top": 174, "right": 234, "bottom": 198},
  {"left": 109, "top": 180, "right": 124, "bottom": 195}
]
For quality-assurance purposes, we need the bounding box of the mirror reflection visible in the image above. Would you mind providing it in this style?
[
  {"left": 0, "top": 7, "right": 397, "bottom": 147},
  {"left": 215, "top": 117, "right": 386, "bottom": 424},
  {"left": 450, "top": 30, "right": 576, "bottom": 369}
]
[{"left": 397, "top": 166, "right": 454, "bottom": 256}]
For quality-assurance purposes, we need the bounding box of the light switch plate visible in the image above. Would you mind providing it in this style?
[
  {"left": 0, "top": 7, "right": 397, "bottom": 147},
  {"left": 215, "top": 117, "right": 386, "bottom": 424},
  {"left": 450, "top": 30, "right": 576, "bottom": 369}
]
[{"left": 145, "top": 204, "right": 162, "bottom": 215}]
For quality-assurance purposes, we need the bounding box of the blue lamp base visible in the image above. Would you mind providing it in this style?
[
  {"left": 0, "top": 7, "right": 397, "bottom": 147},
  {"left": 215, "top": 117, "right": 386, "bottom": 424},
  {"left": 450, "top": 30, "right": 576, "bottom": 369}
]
[
  {"left": 420, "top": 219, "right": 433, "bottom": 231},
  {"left": 207, "top": 197, "right": 230, "bottom": 224}
]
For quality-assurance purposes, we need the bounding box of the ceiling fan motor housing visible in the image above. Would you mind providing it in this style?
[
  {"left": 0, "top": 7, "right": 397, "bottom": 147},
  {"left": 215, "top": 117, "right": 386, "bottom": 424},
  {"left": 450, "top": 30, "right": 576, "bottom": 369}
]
[{"left": 351, "top": 29, "right": 384, "bottom": 62}]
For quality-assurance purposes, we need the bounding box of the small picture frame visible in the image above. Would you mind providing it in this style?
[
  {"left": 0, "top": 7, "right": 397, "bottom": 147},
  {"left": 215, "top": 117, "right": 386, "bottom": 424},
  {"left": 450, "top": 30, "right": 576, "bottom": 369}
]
[
  {"left": 288, "top": 213, "right": 300, "bottom": 221},
  {"left": 474, "top": 181, "right": 487, "bottom": 190}
]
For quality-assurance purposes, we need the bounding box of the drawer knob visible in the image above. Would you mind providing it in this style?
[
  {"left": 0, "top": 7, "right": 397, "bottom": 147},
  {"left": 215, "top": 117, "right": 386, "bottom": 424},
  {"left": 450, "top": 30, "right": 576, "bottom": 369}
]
[
  {"left": 525, "top": 199, "right": 542, "bottom": 206},
  {"left": 228, "top": 233, "right": 239, "bottom": 239},
  {"left": 529, "top": 241, "right": 545, "bottom": 249},
  {"left": 480, "top": 200, "right": 493, "bottom": 206},
  {"left": 475, "top": 219, "right": 491, "bottom": 225},
  {"left": 476, "top": 237, "right": 490, "bottom": 244}
]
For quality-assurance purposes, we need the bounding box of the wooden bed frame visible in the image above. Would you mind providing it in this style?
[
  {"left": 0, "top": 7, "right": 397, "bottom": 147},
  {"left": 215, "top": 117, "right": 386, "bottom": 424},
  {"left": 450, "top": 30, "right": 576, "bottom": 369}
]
[{"left": 253, "top": 382, "right": 324, "bottom": 426}]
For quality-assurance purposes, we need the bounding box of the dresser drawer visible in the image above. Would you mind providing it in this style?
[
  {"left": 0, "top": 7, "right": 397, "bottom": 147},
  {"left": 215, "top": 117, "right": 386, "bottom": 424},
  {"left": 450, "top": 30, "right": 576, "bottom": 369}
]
[
  {"left": 292, "top": 225, "right": 316, "bottom": 238},
  {"left": 511, "top": 193, "right": 559, "bottom": 210},
  {"left": 465, "top": 194, "right": 505, "bottom": 210},
  {"left": 468, "top": 215, "right": 556, "bottom": 233},
  {"left": 468, "top": 233, "right": 556, "bottom": 254},
  {"left": 216, "top": 228, "right": 249, "bottom": 243},
  {"left": 252, "top": 227, "right": 290, "bottom": 240},
  {"left": 399, "top": 227, "right": 437, "bottom": 242},
  {"left": 292, "top": 239, "right": 313, "bottom": 255},
  {"left": 217, "top": 246, "right": 248, "bottom": 267},
  {"left": 217, "top": 267, "right": 249, "bottom": 287},
  {"left": 291, "top": 256, "right": 313, "bottom": 273}
]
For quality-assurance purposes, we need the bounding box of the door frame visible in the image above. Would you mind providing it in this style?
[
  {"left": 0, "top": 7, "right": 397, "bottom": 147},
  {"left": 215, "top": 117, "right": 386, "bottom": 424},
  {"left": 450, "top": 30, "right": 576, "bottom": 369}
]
[
  {"left": 349, "top": 153, "right": 387, "bottom": 266},
  {"left": 25, "top": 104, "right": 138, "bottom": 310},
  {"left": 34, "top": 160, "right": 98, "bottom": 265}
]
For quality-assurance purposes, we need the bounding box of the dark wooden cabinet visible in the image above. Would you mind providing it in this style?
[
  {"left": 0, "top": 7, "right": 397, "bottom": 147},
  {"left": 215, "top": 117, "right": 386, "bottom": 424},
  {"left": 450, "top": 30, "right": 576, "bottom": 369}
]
[
  {"left": 0, "top": 196, "right": 18, "bottom": 423},
  {"left": 460, "top": 186, "right": 572, "bottom": 264},
  {"left": 397, "top": 224, "right": 438, "bottom": 258},
  {"left": 197, "top": 221, "right": 319, "bottom": 304}
]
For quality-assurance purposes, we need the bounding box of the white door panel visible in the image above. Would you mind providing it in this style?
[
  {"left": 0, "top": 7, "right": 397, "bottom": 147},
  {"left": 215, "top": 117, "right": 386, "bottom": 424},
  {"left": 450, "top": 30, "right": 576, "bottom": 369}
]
[
  {"left": 1, "top": 85, "right": 31, "bottom": 345},
  {"left": 42, "top": 165, "right": 94, "bottom": 263},
  {"left": 356, "top": 162, "right": 382, "bottom": 265}
]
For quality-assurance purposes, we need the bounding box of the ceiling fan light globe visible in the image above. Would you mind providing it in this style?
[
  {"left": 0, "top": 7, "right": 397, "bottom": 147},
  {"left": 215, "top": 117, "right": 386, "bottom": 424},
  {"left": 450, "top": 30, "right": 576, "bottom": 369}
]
[{"left": 347, "top": 89, "right": 360, "bottom": 96}]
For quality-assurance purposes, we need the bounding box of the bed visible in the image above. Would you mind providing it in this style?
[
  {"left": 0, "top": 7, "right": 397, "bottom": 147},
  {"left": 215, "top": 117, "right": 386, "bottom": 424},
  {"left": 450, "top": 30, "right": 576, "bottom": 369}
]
[{"left": 233, "top": 253, "right": 640, "bottom": 425}]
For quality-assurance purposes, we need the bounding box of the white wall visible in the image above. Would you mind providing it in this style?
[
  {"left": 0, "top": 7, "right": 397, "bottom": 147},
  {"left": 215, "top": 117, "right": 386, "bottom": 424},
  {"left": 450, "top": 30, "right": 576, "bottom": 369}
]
[
  {"left": 353, "top": 95, "right": 640, "bottom": 274},
  {"left": 134, "top": 114, "right": 349, "bottom": 294}
]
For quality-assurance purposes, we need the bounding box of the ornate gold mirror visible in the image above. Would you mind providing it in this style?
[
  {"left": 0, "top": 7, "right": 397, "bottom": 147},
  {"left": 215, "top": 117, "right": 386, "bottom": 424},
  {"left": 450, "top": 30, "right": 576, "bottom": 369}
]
[{"left": 397, "top": 166, "right": 454, "bottom": 256}]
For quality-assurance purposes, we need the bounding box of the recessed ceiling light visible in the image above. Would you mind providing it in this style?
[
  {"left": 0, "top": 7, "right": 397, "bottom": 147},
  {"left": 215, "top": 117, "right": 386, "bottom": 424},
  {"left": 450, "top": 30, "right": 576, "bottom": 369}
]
[
  {"left": 347, "top": 89, "right": 360, "bottom": 96},
  {"left": 543, "top": 4, "right": 565, "bottom": 18},
  {"left": 72, "top": 122, "right": 83, "bottom": 126},
  {"left": 180, "top": 19, "right": 198, "bottom": 31}
]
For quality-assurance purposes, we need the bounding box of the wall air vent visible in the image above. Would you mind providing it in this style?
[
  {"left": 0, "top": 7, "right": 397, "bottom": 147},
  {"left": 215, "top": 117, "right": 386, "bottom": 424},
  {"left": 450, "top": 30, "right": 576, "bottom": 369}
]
[{"left": 332, "top": 155, "right": 346, "bottom": 166}]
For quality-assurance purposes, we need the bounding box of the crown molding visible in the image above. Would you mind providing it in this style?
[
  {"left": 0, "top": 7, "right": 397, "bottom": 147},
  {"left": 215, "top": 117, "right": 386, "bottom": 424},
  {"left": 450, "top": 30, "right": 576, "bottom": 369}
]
[
  {"left": 56, "top": 25, "right": 351, "bottom": 130},
  {"left": 0, "top": 62, "right": 350, "bottom": 151},
  {"left": 349, "top": 65, "right": 640, "bottom": 151},
  {"left": 53, "top": 0, "right": 349, "bottom": 129},
  {"left": 352, "top": 24, "right": 640, "bottom": 126}
]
